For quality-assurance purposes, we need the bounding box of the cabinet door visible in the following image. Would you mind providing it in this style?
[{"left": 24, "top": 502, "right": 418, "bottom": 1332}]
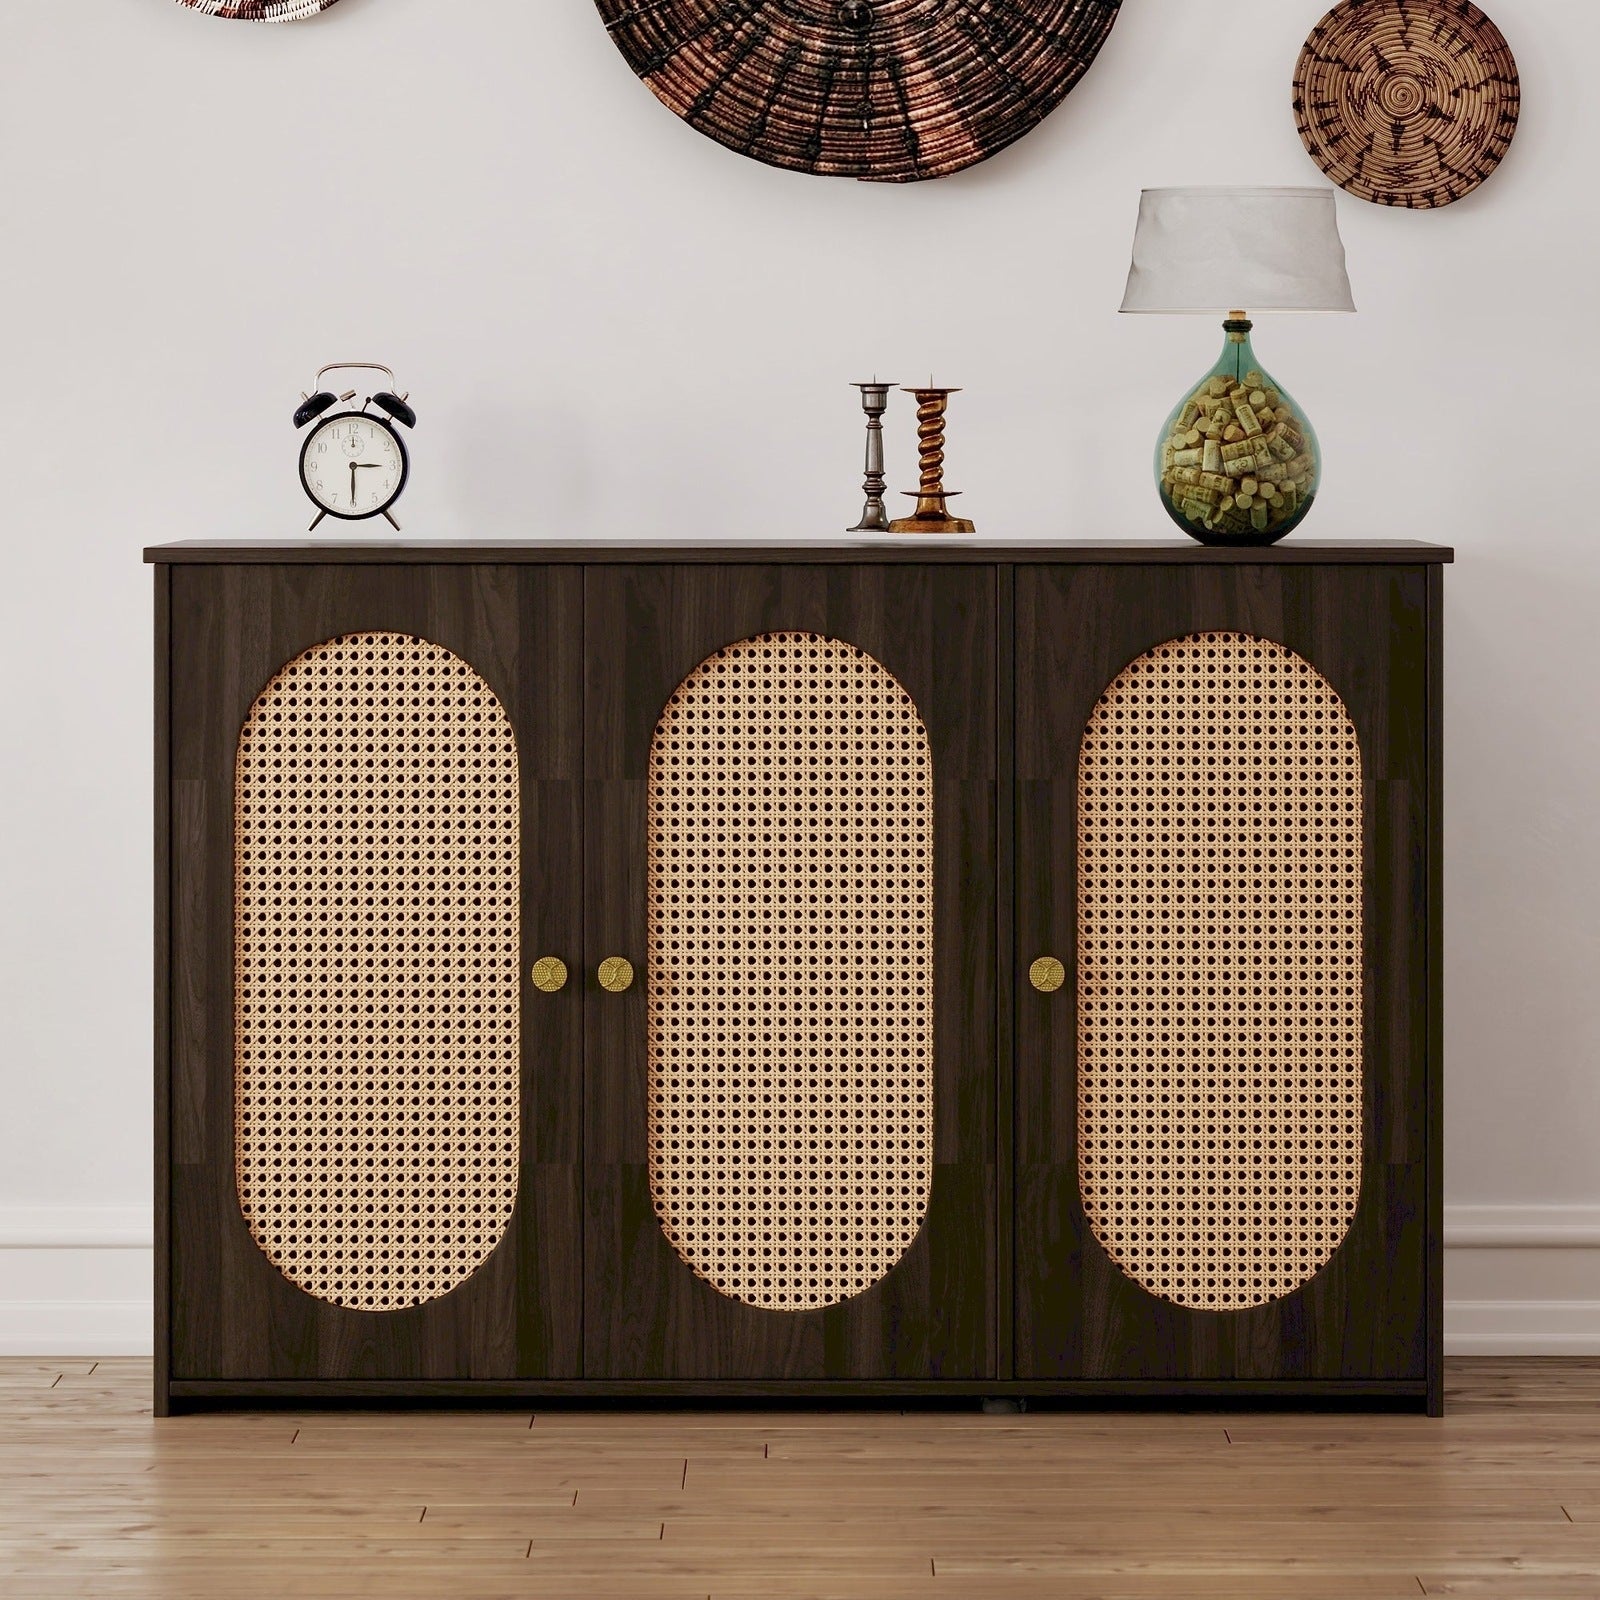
[
  {"left": 1015, "top": 563, "right": 1431, "bottom": 1384},
  {"left": 584, "top": 564, "right": 996, "bottom": 1381},
  {"left": 168, "top": 563, "right": 582, "bottom": 1381}
]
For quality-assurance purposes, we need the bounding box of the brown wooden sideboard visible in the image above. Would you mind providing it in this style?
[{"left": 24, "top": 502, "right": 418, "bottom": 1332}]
[{"left": 148, "top": 540, "right": 1449, "bottom": 1413}]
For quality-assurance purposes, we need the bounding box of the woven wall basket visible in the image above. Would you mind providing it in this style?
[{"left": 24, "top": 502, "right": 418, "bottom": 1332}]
[
  {"left": 175, "top": 0, "right": 340, "bottom": 19},
  {"left": 595, "top": 0, "right": 1123, "bottom": 182},
  {"left": 1294, "top": 0, "right": 1519, "bottom": 208}
]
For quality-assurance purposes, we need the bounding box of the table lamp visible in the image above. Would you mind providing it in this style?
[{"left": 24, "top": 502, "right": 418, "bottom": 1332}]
[{"left": 1121, "top": 186, "right": 1356, "bottom": 546}]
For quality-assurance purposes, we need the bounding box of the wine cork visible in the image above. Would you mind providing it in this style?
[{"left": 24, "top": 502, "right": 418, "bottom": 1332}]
[{"left": 1162, "top": 375, "right": 1316, "bottom": 539}]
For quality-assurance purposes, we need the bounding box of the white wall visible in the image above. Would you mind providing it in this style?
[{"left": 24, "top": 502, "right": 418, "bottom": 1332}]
[{"left": 2, "top": 0, "right": 1596, "bottom": 1354}]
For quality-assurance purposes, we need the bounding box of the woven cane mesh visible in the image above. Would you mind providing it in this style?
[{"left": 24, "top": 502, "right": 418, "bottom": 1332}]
[
  {"left": 648, "top": 633, "right": 934, "bottom": 1311},
  {"left": 234, "top": 632, "right": 521, "bottom": 1313},
  {"left": 1077, "top": 632, "right": 1364, "bottom": 1312}
]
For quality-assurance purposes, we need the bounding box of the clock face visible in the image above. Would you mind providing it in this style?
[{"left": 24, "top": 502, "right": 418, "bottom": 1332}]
[{"left": 300, "top": 413, "right": 407, "bottom": 518}]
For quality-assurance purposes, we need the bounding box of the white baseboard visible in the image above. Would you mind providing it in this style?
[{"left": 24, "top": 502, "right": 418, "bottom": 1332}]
[
  {"left": 1, "top": 1204, "right": 1597, "bottom": 1358},
  {"left": 0, "top": 1208, "right": 153, "bottom": 1356}
]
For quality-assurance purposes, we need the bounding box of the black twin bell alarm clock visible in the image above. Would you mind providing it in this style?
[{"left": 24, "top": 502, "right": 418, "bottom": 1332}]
[{"left": 293, "top": 362, "right": 417, "bottom": 530}]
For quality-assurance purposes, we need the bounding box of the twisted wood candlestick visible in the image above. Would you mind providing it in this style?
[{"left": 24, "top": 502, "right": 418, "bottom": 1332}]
[{"left": 889, "top": 387, "right": 974, "bottom": 535}]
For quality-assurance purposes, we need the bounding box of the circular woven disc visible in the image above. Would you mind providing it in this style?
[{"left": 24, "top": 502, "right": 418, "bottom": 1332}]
[
  {"left": 595, "top": 0, "right": 1123, "bottom": 183},
  {"left": 174, "top": 0, "right": 340, "bottom": 19},
  {"left": 1294, "top": 0, "right": 1519, "bottom": 208}
]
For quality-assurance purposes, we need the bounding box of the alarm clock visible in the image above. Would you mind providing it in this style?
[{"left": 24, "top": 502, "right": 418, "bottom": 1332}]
[{"left": 294, "top": 362, "right": 417, "bottom": 531}]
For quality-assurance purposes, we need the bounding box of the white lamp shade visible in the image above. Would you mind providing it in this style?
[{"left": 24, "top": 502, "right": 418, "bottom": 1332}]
[{"left": 1120, "top": 186, "right": 1356, "bottom": 315}]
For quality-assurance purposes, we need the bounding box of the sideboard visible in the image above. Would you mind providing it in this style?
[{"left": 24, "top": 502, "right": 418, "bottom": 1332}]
[{"left": 148, "top": 540, "right": 1450, "bottom": 1414}]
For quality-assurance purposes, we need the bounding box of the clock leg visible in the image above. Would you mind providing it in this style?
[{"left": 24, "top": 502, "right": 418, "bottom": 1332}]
[
  {"left": 308, "top": 510, "right": 327, "bottom": 532},
  {"left": 382, "top": 509, "right": 402, "bottom": 531}
]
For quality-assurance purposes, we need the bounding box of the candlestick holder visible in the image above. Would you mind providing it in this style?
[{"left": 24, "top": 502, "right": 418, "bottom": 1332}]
[
  {"left": 888, "top": 386, "right": 975, "bottom": 535},
  {"left": 847, "top": 381, "right": 897, "bottom": 532}
]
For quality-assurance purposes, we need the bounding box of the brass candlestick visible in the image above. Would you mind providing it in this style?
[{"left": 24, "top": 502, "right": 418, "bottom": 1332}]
[
  {"left": 888, "top": 385, "right": 975, "bottom": 534},
  {"left": 848, "top": 380, "right": 897, "bottom": 532}
]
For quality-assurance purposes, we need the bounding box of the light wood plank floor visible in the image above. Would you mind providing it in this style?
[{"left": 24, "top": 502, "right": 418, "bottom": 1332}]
[{"left": 3, "top": 1361, "right": 1599, "bottom": 1598}]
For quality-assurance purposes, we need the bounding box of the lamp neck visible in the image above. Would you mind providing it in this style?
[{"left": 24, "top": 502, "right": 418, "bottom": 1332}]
[{"left": 1215, "top": 313, "right": 1260, "bottom": 386}]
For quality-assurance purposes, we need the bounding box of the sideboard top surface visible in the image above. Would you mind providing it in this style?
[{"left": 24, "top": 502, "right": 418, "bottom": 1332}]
[{"left": 145, "top": 539, "right": 1455, "bottom": 566}]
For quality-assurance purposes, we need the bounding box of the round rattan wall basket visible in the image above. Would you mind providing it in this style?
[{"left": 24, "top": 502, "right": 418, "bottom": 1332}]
[
  {"left": 174, "top": 0, "right": 339, "bottom": 19},
  {"left": 1294, "top": 0, "right": 1519, "bottom": 209},
  {"left": 594, "top": 0, "right": 1123, "bottom": 182}
]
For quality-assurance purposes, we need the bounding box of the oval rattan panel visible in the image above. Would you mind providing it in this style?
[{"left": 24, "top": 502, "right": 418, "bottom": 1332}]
[
  {"left": 648, "top": 633, "right": 934, "bottom": 1311},
  {"left": 235, "top": 633, "right": 521, "bottom": 1313},
  {"left": 595, "top": 0, "right": 1123, "bottom": 182},
  {"left": 175, "top": 0, "right": 340, "bottom": 18},
  {"left": 1077, "top": 633, "right": 1364, "bottom": 1313},
  {"left": 1294, "top": 0, "right": 1519, "bottom": 208}
]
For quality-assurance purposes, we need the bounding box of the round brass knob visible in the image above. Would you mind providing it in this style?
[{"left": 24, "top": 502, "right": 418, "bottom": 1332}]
[
  {"left": 598, "top": 956, "right": 635, "bottom": 994},
  {"left": 1029, "top": 957, "right": 1066, "bottom": 995},
  {"left": 531, "top": 957, "right": 568, "bottom": 994}
]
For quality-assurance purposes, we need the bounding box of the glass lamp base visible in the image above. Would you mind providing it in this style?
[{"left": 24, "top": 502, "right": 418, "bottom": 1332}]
[{"left": 1155, "top": 316, "right": 1321, "bottom": 547}]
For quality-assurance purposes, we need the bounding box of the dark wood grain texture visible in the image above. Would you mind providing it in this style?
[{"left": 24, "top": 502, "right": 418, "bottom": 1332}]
[
  {"left": 593, "top": 0, "right": 1122, "bottom": 184},
  {"left": 167, "top": 1376, "right": 1427, "bottom": 1406},
  {"left": 147, "top": 540, "right": 1456, "bottom": 566},
  {"left": 582, "top": 564, "right": 997, "bottom": 1381},
  {"left": 1427, "top": 563, "right": 1445, "bottom": 1416},
  {"left": 167, "top": 564, "right": 584, "bottom": 1383},
  {"left": 157, "top": 547, "right": 1443, "bottom": 1407},
  {"left": 1013, "top": 563, "right": 1434, "bottom": 1390},
  {"left": 153, "top": 565, "right": 172, "bottom": 1419},
  {"left": 995, "top": 565, "right": 1016, "bottom": 1384}
]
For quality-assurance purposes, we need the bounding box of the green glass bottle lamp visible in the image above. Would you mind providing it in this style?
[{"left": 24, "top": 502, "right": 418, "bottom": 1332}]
[{"left": 1120, "top": 187, "right": 1356, "bottom": 548}]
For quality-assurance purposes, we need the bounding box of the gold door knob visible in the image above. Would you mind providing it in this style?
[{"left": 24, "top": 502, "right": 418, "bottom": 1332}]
[
  {"left": 1029, "top": 957, "right": 1066, "bottom": 995},
  {"left": 598, "top": 956, "right": 635, "bottom": 994},
  {"left": 531, "top": 957, "right": 569, "bottom": 994}
]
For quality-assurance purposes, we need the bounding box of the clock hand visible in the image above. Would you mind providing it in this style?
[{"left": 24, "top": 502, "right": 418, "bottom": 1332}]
[{"left": 350, "top": 461, "right": 358, "bottom": 505}]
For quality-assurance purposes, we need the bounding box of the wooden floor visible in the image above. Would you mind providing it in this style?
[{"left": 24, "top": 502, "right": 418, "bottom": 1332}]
[{"left": 4, "top": 1361, "right": 1600, "bottom": 1598}]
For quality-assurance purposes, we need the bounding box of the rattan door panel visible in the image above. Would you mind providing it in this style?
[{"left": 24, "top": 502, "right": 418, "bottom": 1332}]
[
  {"left": 168, "top": 564, "right": 583, "bottom": 1382},
  {"left": 647, "top": 633, "right": 935, "bottom": 1312},
  {"left": 1014, "top": 564, "right": 1430, "bottom": 1384},
  {"left": 584, "top": 565, "right": 996, "bottom": 1381},
  {"left": 1077, "top": 632, "right": 1365, "bottom": 1313},
  {"left": 234, "top": 632, "right": 522, "bottom": 1313}
]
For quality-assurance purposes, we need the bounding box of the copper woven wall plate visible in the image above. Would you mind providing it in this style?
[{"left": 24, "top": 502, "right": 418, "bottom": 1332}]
[
  {"left": 175, "top": 0, "right": 340, "bottom": 19},
  {"left": 1294, "top": 0, "right": 1519, "bottom": 208},
  {"left": 595, "top": 0, "right": 1123, "bottom": 182}
]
